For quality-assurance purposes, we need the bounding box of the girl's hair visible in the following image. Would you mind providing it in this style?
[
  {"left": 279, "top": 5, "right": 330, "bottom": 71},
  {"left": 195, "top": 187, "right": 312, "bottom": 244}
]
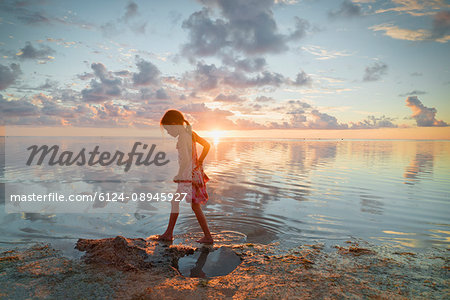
[{"left": 160, "top": 109, "right": 190, "bottom": 126}]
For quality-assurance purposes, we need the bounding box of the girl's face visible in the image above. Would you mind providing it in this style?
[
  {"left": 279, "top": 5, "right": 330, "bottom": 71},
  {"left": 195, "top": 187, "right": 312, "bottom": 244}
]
[{"left": 163, "top": 124, "right": 181, "bottom": 137}]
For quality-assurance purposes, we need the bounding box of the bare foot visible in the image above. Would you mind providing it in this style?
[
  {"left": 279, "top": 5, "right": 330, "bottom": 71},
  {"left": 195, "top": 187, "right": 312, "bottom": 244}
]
[
  {"left": 146, "top": 234, "right": 173, "bottom": 241},
  {"left": 196, "top": 236, "right": 214, "bottom": 244}
]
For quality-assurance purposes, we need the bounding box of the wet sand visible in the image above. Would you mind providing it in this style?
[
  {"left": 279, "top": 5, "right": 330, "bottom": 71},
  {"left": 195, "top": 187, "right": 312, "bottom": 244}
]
[{"left": 0, "top": 236, "right": 448, "bottom": 299}]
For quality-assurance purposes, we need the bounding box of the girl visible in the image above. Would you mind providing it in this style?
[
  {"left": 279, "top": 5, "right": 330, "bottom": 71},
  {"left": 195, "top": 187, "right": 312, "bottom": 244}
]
[{"left": 150, "top": 109, "right": 213, "bottom": 244}]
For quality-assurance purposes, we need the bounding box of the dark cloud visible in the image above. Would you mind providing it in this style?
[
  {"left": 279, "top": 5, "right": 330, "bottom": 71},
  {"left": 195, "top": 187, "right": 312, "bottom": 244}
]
[
  {"left": 34, "top": 79, "right": 58, "bottom": 91},
  {"left": 139, "top": 88, "right": 152, "bottom": 101},
  {"left": 182, "top": 62, "right": 286, "bottom": 91},
  {"left": 255, "top": 95, "right": 274, "bottom": 102},
  {"left": 430, "top": 11, "right": 450, "bottom": 39},
  {"left": 187, "top": 62, "right": 220, "bottom": 90},
  {"left": 398, "top": 90, "right": 426, "bottom": 97},
  {"left": 100, "top": 22, "right": 122, "bottom": 37},
  {"left": 287, "top": 100, "right": 311, "bottom": 109},
  {"left": 223, "top": 70, "right": 285, "bottom": 88},
  {"left": 307, "top": 109, "right": 348, "bottom": 129},
  {"left": 34, "top": 93, "right": 77, "bottom": 119},
  {"left": 270, "top": 100, "right": 348, "bottom": 129},
  {"left": 101, "top": 1, "right": 145, "bottom": 36},
  {"left": 222, "top": 55, "right": 267, "bottom": 72},
  {"left": 81, "top": 63, "right": 122, "bottom": 103},
  {"left": 16, "top": 42, "right": 55, "bottom": 61},
  {"left": 214, "top": 93, "right": 244, "bottom": 102},
  {"left": 114, "top": 70, "right": 131, "bottom": 77},
  {"left": 292, "top": 70, "right": 312, "bottom": 86},
  {"left": 133, "top": 58, "right": 161, "bottom": 86},
  {"left": 328, "top": 1, "right": 362, "bottom": 19},
  {"left": 0, "top": 1, "right": 94, "bottom": 29},
  {"left": 289, "top": 17, "right": 310, "bottom": 40},
  {"left": 124, "top": 1, "right": 138, "bottom": 21},
  {"left": 18, "top": 11, "right": 50, "bottom": 24},
  {"left": 181, "top": 0, "right": 309, "bottom": 61},
  {"left": 155, "top": 88, "right": 170, "bottom": 100},
  {"left": 363, "top": 62, "right": 388, "bottom": 82},
  {"left": 181, "top": 8, "right": 229, "bottom": 58},
  {"left": 406, "top": 96, "right": 448, "bottom": 127},
  {"left": 0, "top": 63, "right": 21, "bottom": 90},
  {"left": 350, "top": 115, "right": 397, "bottom": 129},
  {"left": 0, "top": 94, "right": 39, "bottom": 123}
]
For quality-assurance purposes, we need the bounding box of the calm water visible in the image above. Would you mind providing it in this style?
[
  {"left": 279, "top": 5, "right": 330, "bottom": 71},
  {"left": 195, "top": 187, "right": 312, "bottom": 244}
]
[{"left": 1, "top": 138, "right": 449, "bottom": 257}]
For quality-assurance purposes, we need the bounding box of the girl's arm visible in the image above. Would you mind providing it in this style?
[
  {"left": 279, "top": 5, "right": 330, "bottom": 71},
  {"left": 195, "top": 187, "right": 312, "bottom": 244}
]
[{"left": 193, "top": 131, "right": 210, "bottom": 165}]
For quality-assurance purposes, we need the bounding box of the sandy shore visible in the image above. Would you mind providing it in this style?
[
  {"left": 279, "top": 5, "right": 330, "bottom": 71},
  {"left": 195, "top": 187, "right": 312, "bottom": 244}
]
[{"left": 0, "top": 236, "right": 448, "bottom": 299}]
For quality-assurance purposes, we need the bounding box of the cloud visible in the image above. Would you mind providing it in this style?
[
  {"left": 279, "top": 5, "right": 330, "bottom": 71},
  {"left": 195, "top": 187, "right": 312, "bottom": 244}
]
[
  {"left": 16, "top": 42, "right": 55, "bottom": 61},
  {"left": 398, "top": 90, "right": 426, "bottom": 97},
  {"left": 179, "top": 102, "right": 236, "bottom": 130},
  {"left": 155, "top": 88, "right": 170, "bottom": 100},
  {"left": 214, "top": 93, "right": 245, "bottom": 102},
  {"left": 81, "top": 63, "right": 123, "bottom": 103},
  {"left": 0, "top": 94, "right": 39, "bottom": 122},
  {"left": 375, "top": 0, "right": 448, "bottom": 17},
  {"left": 0, "top": 1, "right": 95, "bottom": 29},
  {"left": 301, "top": 45, "right": 353, "bottom": 60},
  {"left": 307, "top": 109, "right": 348, "bottom": 129},
  {"left": 235, "top": 118, "right": 267, "bottom": 129},
  {"left": 406, "top": 96, "right": 448, "bottom": 127},
  {"left": 181, "top": 0, "right": 310, "bottom": 60},
  {"left": 37, "top": 79, "right": 58, "bottom": 90},
  {"left": 33, "top": 93, "right": 77, "bottom": 119},
  {"left": 221, "top": 55, "right": 267, "bottom": 72},
  {"left": 292, "top": 70, "right": 312, "bottom": 86},
  {"left": 289, "top": 17, "right": 311, "bottom": 40},
  {"left": 223, "top": 70, "right": 285, "bottom": 88},
  {"left": 363, "top": 62, "right": 388, "bottom": 81},
  {"left": 369, "top": 23, "right": 430, "bottom": 41},
  {"left": 255, "top": 95, "right": 275, "bottom": 102},
  {"left": 132, "top": 57, "right": 161, "bottom": 86},
  {"left": 270, "top": 100, "right": 348, "bottom": 129},
  {"left": 349, "top": 115, "right": 398, "bottom": 129},
  {"left": 370, "top": 12, "right": 450, "bottom": 43},
  {"left": 182, "top": 62, "right": 288, "bottom": 91},
  {"left": 328, "top": 0, "right": 363, "bottom": 19},
  {"left": 123, "top": 1, "right": 139, "bottom": 21},
  {"left": 430, "top": 11, "right": 450, "bottom": 40},
  {"left": 101, "top": 1, "right": 146, "bottom": 36},
  {"left": 0, "top": 63, "right": 21, "bottom": 90},
  {"left": 181, "top": 8, "right": 229, "bottom": 58}
]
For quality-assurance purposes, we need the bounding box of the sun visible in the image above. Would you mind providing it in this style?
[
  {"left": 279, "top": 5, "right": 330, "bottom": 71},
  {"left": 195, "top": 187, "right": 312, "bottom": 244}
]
[
  {"left": 209, "top": 130, "right": 224, "bottom": 139},
  {"left": 207, "top": 130, "right": 226, "bottom": 145}
]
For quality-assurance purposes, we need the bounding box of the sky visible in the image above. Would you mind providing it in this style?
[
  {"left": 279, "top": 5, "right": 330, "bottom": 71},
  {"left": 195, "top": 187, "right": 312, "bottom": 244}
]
[{"left": 0, "top": 0, "right": 449, "bottom": 138}]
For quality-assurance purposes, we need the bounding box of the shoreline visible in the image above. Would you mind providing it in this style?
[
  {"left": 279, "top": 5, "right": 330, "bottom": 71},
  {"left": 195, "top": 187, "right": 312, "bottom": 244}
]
[{"left": 0, "top": 236, "right": 448, "bottom": 299}]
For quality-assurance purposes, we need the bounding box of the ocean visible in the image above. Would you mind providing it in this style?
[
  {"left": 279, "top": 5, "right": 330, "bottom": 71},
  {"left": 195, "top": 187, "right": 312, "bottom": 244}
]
[{"left": 1, "top": 138, "right": 449, "bottom": 257}]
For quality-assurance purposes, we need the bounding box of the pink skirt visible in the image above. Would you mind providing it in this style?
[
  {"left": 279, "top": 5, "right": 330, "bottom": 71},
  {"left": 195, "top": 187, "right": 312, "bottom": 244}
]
[{"left": 175, "top": 166, "right": 209, "bottom": 204}]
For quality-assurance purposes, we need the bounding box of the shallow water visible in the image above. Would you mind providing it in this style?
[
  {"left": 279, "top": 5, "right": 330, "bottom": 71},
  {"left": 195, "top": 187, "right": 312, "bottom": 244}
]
[{"left": 1, "top": 138, "right": 449, "bottom": 257}]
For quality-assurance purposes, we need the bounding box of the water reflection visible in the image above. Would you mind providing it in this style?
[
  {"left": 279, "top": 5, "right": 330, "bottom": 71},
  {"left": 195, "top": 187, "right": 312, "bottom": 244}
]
[
  {"left": 177, "top": 246, "right": 242, "bottom": 278},
  {"left": 1, "top": 138, "right": 449, "bottom": 252},
  {"left": 403, "top": 142, "right": 435, "bottom": 184}
]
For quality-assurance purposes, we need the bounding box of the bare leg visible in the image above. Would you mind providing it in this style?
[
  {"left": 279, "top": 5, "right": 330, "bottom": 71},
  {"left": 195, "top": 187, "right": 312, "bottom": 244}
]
[
  {"left": 148, "top": 200, "right": 180, "bottom": 241},
  {"left": 191, "top": 203, "right": 213, "bottom": 244}
]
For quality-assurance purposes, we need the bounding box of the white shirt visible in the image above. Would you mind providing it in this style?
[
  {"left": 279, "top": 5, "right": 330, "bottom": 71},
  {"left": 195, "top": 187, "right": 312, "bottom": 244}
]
[{"left": 175, "top": 127, "right": 193, "bottom": 181}]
